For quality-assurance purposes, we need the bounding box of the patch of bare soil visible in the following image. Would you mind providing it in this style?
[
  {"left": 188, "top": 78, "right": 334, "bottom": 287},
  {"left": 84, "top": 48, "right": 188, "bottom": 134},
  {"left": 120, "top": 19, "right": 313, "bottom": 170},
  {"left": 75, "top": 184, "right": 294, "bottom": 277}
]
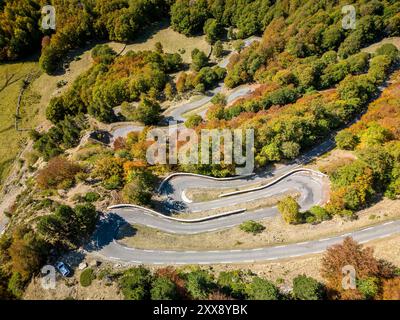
[
  {"left": 23, "top": 256, "right": 124, "bottom": 300},
  {"left": 362, "top": 37, "right": 400, "bottom": 53}
]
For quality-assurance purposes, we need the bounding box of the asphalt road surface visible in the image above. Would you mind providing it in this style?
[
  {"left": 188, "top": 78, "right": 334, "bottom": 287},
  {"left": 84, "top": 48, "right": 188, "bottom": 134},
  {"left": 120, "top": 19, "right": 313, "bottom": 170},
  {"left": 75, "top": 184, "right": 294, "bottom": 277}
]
[{"left": 89, "top": 215, "right": 400, "bottom": 265}]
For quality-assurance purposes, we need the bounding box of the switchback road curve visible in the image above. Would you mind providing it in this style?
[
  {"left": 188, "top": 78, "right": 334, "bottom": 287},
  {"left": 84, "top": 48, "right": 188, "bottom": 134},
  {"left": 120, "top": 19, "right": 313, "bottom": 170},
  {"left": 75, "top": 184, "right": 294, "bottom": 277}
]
[{"left": 87, "top": 167, "right": 400, "bottom": 264}]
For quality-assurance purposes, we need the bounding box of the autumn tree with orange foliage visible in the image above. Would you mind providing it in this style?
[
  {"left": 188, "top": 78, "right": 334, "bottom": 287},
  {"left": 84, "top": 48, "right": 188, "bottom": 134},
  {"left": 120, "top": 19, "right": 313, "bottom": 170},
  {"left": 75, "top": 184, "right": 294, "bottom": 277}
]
[
  {"left": 36, "top": 157, "right": 81, "bottom": 189},
  {"left": 113, "top": 137, "right": 127, "bottom": 151},
  {"left": 8, "top": 227, "right": 47, "bottom": 280},
  {"left": 382, "top": 277, "right": 400, "bottom": 300},
  {"left": 321, "top": 237, "right": 395, "bottom": 300}
]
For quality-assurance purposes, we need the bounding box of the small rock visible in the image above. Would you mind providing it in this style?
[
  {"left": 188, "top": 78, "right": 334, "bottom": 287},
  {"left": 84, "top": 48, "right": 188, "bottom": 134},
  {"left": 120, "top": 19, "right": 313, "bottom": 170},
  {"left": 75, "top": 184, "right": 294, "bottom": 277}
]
[{"left": 78, "top": 262, "right": 88, "bottom": 270}]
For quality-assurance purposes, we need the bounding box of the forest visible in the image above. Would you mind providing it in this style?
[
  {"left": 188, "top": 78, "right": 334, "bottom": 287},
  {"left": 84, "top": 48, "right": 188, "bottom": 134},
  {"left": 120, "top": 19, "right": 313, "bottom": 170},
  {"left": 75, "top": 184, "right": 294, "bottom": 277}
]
[{"left": 2, "top": 1, "right": 400, "bottom": 71}]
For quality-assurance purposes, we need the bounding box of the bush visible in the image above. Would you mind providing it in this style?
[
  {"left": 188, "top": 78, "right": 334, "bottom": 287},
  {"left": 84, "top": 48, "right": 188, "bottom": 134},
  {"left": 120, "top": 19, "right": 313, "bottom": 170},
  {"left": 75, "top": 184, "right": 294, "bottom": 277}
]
[
  {"left": 185, "top": 115, "right": 203, "bottom": 128},
  {"left": 7, "top": 272, "right": 25, "bottom": 299},
  {"left": 36, "top": 157, "right": 81, "bottom": 190},
  {"left": 80, "top": 268, "right": 95, "bottom": 287},
  {"left": 204, "top": 18, "right": 223, "bottom": 44},
  {"left": 357, "top": 277, "right": 380, "bottom": 299},
  {"left": 191, "top": 49, "right": 209, "bottom": 72},
  {"left": 132, "top": 97, "right": 162, "bottom": 125},
  {"left": 37, "top": 204, "right": 98, "bottom": 248},
  {"left": 239, "top": 221, "right": 265, "bottom": 234},
  {"left": 122, "top": 171, "right": 155, "bottom": 205},
  {"left": 213, "top": 41, "right": 223, "bottom": 58},
  {"left": 245, "top": 277, "right": 280, "bottom": 300},
  {"left": 103, "top": 175, "right": 123, "bottom": 190},
  {"left": 293, "top": 275, "right": 325, "bottom": 300},
  {"left": 306, "top": 206, "right": 331, "bottom": 223},
  {"left": 335, "top": 130, "right": 359, "bottom": 150},
  {"left": 151, "top": 277, "right": 179, "bottom": 300},
  {"left": 375, "top": 44, "right": 399, "bottom": 62},
  {"left": 277, "top": 196, "right": 302, "bottom": 224},
  {"left": 119, "top": 267, "right": 152, "bottom": 300},
  {"left": 91, "top": 45, "right": 116, "bottom": 64},
  {"left": 217, "top": 271, "right": 246, "bottom": 299},
  {"left": 84, "top": 192, "right": 100, "bottom": 203},
  {"left": 185, "top": 270, "right": 214, "bottom": 299}
]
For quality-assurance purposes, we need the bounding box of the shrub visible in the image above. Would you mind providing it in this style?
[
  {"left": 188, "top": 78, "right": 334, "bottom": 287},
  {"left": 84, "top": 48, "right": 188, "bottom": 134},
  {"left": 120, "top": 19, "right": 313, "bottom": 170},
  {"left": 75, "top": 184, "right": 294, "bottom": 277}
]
[
  {"left": 191, "top": 49, "right": 209, "bottom": 72},
  {"left": 37, "top": 204, "right": 98, "bottom": 248},
  {"left": 8, "top": 272, "right": 25, "bottom": 299},
  {"left": 307, "top": 206, "right": 331, "bottom": 223},
  {"left": 185, "top": 115, "right": 203, "bottom": 128},
  {"left": 150, "top": 277, "right": 179, "bottom": 300},
  {"left": 239, "top": 221, "right": 265, "bottom": 234},
  {"left": 101, "top": 175, "right": 123, "bottom": 190},
  {"left": 84, "top": 192, "right": 100, "bottom": 203},
  {"left": 292, "top": 275, "right": 325, "bottom": 300},
  {"left": 213, "top": 41, "right": 223, "bottom": 58},
  {"left": 185, "top": 270, "right": 214, "bottom": 299},
  {"left": 122, "top": 171, "right": 155, "bottom": 205},
  {"left": 119, "top": 267, "right": 152, "bottom": 300},
  {"left": 335, "top": 130, "right": 359, "bottom": 150},
  {"left": 132, "top": 97, "right": 162, "bottom": 125},
  {"left": 36, "top": 157, "right": 81, "bottom": 190},
  {"left": 357, "top": 277, "right": 380, "bottom": 300},
  {"left": 80, "top": 268, "right": 95, "bottom": 287},
  {"left": 91, "top": 45, "right": 116, "bottom": 64},
  {"left": 245, "top": 277, "right": 280, "bottom": 300},
  {"left": 217, "top": 270, "right": 246, "bottom": 299},
  {"left": 382, "top": 277, "right": 400, "bottom": 300},
  {"left": 277, "top": 196, "right": 302, "bottom": 224}
]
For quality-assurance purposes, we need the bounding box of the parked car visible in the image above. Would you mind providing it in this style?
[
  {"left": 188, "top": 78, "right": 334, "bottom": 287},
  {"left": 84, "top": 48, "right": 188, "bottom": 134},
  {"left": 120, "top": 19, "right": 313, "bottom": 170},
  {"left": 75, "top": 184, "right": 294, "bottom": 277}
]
[{"left": 55, "top": 262, "right": 71, "bottom": 277}]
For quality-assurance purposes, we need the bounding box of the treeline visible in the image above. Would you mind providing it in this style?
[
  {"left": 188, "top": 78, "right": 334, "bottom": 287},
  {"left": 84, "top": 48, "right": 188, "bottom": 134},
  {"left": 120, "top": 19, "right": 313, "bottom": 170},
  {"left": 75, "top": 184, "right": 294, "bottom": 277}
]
[
  {"left": 3, "top": 1, "right": 399, "bottom": 74},
  {"left": 0, "top": 0, "right": 172, "bottom": 72},
  {"left": 171, "top": 0, "right": 400, "bottom": 48},
  {"left": 327, "top": 68, "right": 400, "bottom": 216}
]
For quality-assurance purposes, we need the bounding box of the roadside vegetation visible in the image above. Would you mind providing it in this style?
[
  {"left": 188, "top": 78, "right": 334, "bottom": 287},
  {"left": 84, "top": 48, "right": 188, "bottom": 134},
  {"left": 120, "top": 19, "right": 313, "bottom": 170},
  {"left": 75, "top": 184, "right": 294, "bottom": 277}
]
[
  {"left": 327, "top": 69, "right": 400, "bottom": 216},
  {"left": 51, "top": 238, "right": 399, "bottom": 301}
]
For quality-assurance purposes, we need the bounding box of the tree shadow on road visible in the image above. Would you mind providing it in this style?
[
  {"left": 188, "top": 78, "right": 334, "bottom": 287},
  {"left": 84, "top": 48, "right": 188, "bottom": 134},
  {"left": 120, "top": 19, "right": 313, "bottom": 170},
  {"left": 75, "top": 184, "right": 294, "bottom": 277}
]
[{"left": 84, "top": 213, "right": 131, "bottom": 252}]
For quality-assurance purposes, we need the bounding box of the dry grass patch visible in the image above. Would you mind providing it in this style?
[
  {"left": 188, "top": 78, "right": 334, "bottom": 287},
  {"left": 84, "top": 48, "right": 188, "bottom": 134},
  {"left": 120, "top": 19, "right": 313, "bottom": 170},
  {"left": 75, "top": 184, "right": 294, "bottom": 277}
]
[
  {"left": 108, "top": 22, "right": 211, "bottom": 63},
  {"left": 0, "top": 61, "right": 42, "bottom": 186}
]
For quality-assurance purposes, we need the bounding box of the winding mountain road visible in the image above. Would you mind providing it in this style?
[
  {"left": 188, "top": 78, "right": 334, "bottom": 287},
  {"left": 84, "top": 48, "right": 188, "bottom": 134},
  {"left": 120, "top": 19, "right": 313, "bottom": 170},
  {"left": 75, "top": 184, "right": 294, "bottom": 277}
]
[
  {"left": 84, "top": 37, "right": 400, "bottom": 265},
  {"left": 89, "top": 219, "right": 400, "bottom": 265}
]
